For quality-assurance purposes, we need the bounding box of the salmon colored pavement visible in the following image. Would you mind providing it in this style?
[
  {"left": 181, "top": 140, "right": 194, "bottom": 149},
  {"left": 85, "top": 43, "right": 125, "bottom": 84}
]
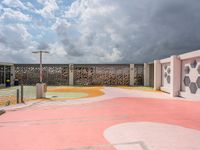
[{"left": 0, "top": 96, "right": 200, "bottom": 150}]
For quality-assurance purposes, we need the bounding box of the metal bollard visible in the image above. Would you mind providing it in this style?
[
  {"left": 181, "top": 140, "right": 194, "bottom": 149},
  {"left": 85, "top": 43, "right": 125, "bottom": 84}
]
[
  {"left": 21, "top": 85, "right": 24, "bottom": 103},
  {"left": 17, "top": 89, "right": 19, "bottom": 104}
]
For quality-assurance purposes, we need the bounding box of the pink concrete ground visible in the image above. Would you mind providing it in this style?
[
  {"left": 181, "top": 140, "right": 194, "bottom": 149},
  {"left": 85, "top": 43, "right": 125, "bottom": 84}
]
[{"left": 0, "top": 88, "right": 200, "bottom": 150}]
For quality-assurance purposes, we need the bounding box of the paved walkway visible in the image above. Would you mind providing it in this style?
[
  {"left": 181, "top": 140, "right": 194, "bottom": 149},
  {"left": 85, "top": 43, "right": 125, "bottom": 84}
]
[
  {"left": 0, "top": 87, "right": 199, "bottom": 150},
  {"left": 1, "top": 87, "right": 183, "bottom": 110}
]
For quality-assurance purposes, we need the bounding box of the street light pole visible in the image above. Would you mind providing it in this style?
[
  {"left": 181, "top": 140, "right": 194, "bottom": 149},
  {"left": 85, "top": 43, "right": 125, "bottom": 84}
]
[
  {"left": 32, "top": 50, "right": 49, "bottom": 83},
  {"left": 40, "top": 51, "right": 42, "bottom": 83}
]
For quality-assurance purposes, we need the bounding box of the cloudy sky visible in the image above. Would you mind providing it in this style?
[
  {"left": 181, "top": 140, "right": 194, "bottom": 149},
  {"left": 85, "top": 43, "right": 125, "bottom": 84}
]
[{"left": 0, "top": 0, "right": 200, "bottom": 64}]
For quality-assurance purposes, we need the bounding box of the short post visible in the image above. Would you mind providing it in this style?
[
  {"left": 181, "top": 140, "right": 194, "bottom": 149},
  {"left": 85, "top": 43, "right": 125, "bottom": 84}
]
[
  {"left": 16, "top": 89, "right": 19, "bottom": 104},
  {"left": 21, "top": 84, "right": 24, "bottom": 103}
]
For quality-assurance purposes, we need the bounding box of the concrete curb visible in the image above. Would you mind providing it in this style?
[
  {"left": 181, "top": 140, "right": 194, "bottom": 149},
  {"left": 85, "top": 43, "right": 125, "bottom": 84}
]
[
  {"left": 1, "top": 101, "right": 42, "bottom": 111},
  {"left": 0, "top": 109, "right": 6, "bottom": 115}
]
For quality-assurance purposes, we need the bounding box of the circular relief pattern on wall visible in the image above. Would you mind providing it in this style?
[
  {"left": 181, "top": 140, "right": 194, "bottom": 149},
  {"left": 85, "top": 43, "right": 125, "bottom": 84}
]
[
  {"left": 164, "top": 65, "right": 167, "bottom": 70},
  {"left": 190, "top": 60, "right": 197, "bottom": 68},
  {"left": 164, "top": 64, "right": 171, "bottom": 84},
  {"left": 184, "top": 76, "right": 191, "bottom": 87},
  {"left": 164, "top": 72, "right": 167, "bottom": 78},
  {"left": 183, "top": 59, "right": 200, "bottom": 94},
  {"left": 196, "top": 77, "right": 200, "bottom": 88},
  {"left": 198, "top": 65, "right": 200, "bottom": 74},
  {"left": 167, "top": 68, "right": 171, "bottom": 74},
  {"left": 167, "top": 76, "right": 171, "bottom": 84},
  {"left": 184, "top": 66, "right": 190, "bottom": 74},
  {"left": 189, "top": 82, "right": 198, "bottom": 94}
]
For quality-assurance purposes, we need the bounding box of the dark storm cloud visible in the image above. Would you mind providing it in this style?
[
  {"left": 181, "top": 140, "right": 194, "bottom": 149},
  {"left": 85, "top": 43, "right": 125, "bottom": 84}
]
[
  {"left": 62, "top": 0, "right": 200, "bottom": 63},
  {"left": 0, "top": 34, "right": 6, "bottom": 44},
  {"left": 117, "top": 0, "right": 200, "bottom": 63},
  {"left": 1, "top": 0, "right": 200, "bottom": 63}
]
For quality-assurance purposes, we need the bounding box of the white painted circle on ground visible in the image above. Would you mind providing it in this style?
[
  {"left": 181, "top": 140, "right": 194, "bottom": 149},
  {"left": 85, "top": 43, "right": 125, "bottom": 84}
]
[{"left": 104, "top": 122, "right": 200, "bottom": 150}]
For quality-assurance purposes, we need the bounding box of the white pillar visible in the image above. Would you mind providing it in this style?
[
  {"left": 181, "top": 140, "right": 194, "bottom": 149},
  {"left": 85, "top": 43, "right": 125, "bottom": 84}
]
[
  {"left": 144, "top": 63, "right": 150, "bottom": 86},
  {"left": 130, "top": 64, "right": 135, "bottom": 86},
  {"left": 170, "top": 55, "right": 181, "bottom": 97},
  {"left": 69, "top": 64, "right": 74, "bottom": 86},
  {"left": 154, "top": 60, "right": 162, "bottom": 90}
]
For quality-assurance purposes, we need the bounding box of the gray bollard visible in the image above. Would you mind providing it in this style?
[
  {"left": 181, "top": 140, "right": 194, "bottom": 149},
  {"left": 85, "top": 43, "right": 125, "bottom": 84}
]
[
  {"left": 21, "top": 85, "right": 24, "bottom": 103},
  {"left": 17, "top": 89, "right": 20, "bottom": 104}
]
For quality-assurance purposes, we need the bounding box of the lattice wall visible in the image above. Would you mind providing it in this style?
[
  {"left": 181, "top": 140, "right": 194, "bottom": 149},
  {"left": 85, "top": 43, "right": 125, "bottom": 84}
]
[
  {"left": 74, "top": 64, "right": 130, "bottom": 86},
  {"left": 15, "top": 64, "right": 145, "bottom": 86},
  {"left": 181, "top": 58, "right": 200, "bottom": 95},
  {"left": 15, "top": 64, "right": 69, "bottom": 85},
  {"left": 161, "top": 63, "right": 171, "bottom": 93}
]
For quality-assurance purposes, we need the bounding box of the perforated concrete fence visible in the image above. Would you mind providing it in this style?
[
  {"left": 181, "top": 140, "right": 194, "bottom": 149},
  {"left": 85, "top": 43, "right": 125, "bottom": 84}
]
[
  {"left": 15, "top": 64, "right": 69, "bottom": 85},
  {"left": 15, "top": 64, "right": 144, "bottom": 86},
  {"left": 73, "top": 64, "right": 130, "bottom": 86},
  {"left": 161, "top": 63, "right": 171, "bottom": 93},
  {"left": 180, "top": 57, "right": 200, "bottom": 99},
  {"left": 152, "top": 50, "right": 200, "bottom": 100}
]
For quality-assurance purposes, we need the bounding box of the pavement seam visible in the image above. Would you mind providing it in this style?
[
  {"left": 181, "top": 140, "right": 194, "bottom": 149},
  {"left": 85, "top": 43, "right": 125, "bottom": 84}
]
[
  {"left": 0, "top": 114, "right": 130, "bottom": 127},
  {"left": 61, "top": 141, "right": 149, "bottom": 150}
]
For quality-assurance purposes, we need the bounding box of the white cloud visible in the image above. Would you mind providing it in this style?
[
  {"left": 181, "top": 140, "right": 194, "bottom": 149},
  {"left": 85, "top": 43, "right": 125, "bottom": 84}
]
[
  {"left": 65, "top": 0, "right": 117, "bottom": 19},
  {"left": 36, "top": 0, "right": 58, "bottom": 18},
  {"left": 60, "top": 0, "right": 200, "bottom": 63},
  {"left": 60, "top": 0, "right": 124, "bottom": 62},
  {"left": 51, "top": 18, "right": 70, "bottom": 32},
  {"left": 1, "top": 0, "right": 200, "bottom": 63},
  {"left": 25, "top": 2, "right": 36, "bottom": 11},
  {"left": 2, "top": 0, "right": 27, "bottom": 10},
  {"left": 0, "top": 23, "right": 32, "bottom": 49},
  {"left": 0, "top": 8, "right": 31, "bottom": 22},
  {"left": 0, "top": 23, "right": 37, "bottom": 63},
  {"left": 49, "top": 42, "right": 67, "bottom": 56},
  {"left": 65, "top": 0, "right": 88, "bottom": 18}
]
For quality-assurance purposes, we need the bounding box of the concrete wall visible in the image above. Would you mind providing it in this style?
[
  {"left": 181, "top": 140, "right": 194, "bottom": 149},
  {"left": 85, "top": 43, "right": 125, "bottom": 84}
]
[
  {"left": 73, "top": 64, "right": 130, "bottom": 86},
  {"left": 144, "top": 63, "right": 154, "bottom": 87},
  {"left": 149, "top": 64, "right": 154, "bottom": 87},
  {"left": 15, "top": 64, "right": 69, "bottom": 85},
  {"left": 179, "top": 52, "right": 200, "bottom": 100},
  {"left": 144, "top": 63, "right": 150, "bottom": 86},
  {"left": 154, "top": 60, "right": 162, "bottom": 90},
  {"left": 154, "top": 50, "right": 200, "bottom": 100},
  {"left": 15, "top": 64, "right": 144, "bottom": 86},
  {"left": 161, "top": 62, "right": 171, "bottom": 93}
]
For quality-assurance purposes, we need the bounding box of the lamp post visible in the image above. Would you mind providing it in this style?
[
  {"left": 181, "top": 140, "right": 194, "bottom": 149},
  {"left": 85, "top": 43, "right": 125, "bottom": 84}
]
[
  {"left": 32, "top": 50, "right": 49, "bottom": 99},
  {"left": 32, "top": 51, "right": 49, "bottom": 83}
]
